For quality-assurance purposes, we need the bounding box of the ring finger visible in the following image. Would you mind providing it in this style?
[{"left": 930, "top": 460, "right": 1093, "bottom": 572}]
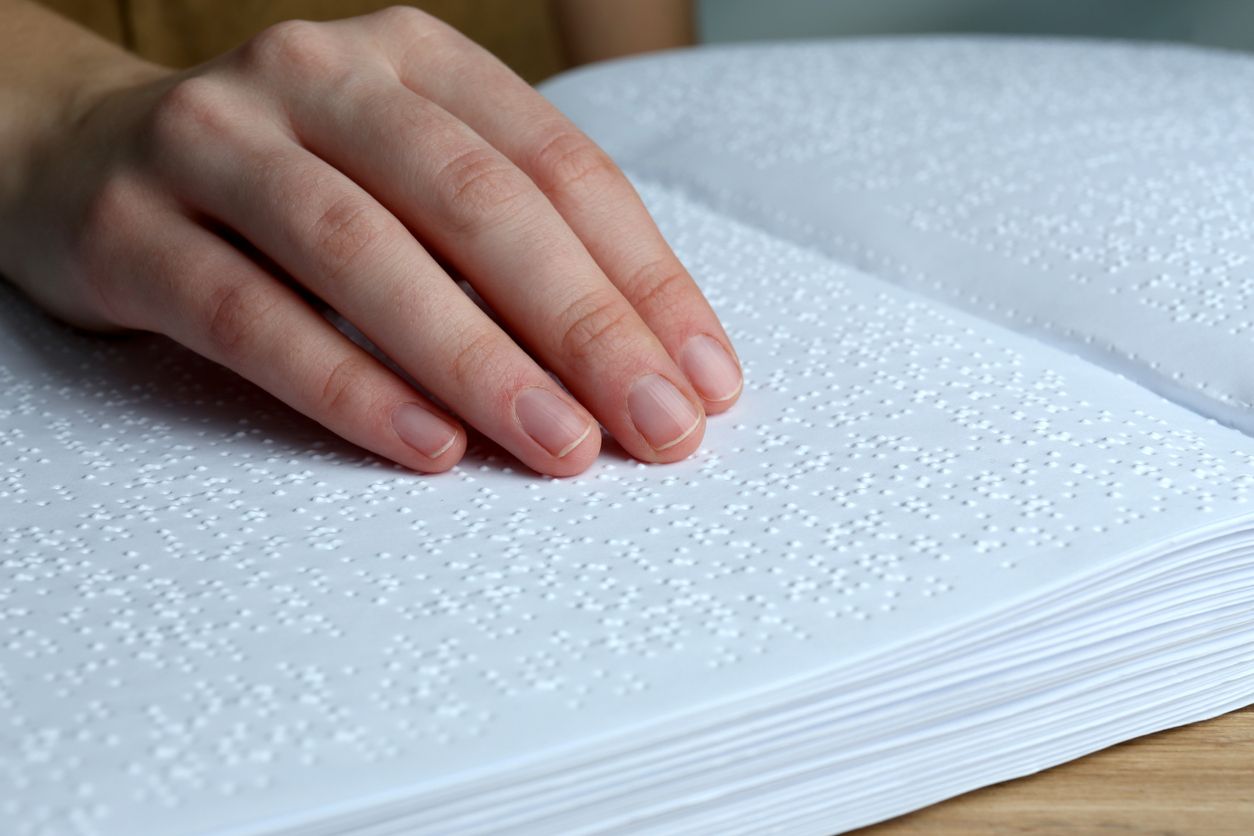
[{"left": 150, "top": 84, "right": 601, "bottom": 475}]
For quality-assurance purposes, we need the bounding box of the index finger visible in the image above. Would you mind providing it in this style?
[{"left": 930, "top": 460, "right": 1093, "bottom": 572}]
[{"left": 367, "top": 9, "right": 745, "bottom": 412}]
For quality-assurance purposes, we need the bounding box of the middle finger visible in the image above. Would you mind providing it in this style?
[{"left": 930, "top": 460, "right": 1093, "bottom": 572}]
[
  {"left": 152, "top": 97, "right": 600, "bottom": 475},
  {"left": 288, "top": 79, "right": 707, "bottom": 462}
]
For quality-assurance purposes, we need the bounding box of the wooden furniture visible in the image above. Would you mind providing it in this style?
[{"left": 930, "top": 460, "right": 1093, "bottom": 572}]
[
  {"left": 863, "top": 705, "right": 1254, "bottom": 834},
  {"left": 37, "top": 0, "right": 568, "bottom": 82}
]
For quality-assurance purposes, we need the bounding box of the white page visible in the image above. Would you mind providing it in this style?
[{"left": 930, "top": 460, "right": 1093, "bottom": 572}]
[
  {"left": 3, "top": 177, "right": 1253, "bottom": 834},
  {"left": 540, "top": 37, "right": 1254, "bottom": 434}
]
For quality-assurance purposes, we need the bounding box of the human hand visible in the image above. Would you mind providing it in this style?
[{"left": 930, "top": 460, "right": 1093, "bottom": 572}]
[{"left": 0, "top": 6, "right": 742, "bottom": 476}]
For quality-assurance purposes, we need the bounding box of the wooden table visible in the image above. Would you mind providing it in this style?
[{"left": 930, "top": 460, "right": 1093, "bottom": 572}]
[{"left": 860, "top": 705, "right": 1254, "bottom": 834}]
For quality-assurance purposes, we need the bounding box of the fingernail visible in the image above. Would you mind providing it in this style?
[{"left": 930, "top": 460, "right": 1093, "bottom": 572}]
[
  {"left": 679, "top": 334, "right": 742, "bottom": 403},
  {"left": 628, "top": 373, "right": 702, "bottom": 451},
  {"left": 391, "top": 403, "right": 458, "bottom": 459},
  {"left": 515, "top": 387, "right": 593, "bottom": 458}
]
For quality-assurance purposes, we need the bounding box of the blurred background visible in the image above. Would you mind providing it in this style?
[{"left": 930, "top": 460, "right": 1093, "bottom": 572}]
[
  {"left": 699, "top": 0, "right": 1254, "bottom": 54},
  {"left": 37, "top": 0, "right": 1254, "bottom": 84}
]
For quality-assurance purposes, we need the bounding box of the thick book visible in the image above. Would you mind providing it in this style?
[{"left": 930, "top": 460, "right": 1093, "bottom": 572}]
[{"left": 4, "top": 36, "right": 1254, "bottom": 835}]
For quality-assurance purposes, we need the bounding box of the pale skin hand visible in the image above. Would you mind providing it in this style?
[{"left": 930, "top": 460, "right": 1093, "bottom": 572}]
[{"left": 0, "top": 1, "right": 742, "bottom": 476}]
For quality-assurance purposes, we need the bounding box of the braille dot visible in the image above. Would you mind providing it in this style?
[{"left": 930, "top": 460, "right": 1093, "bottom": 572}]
[{"left": 2, "top": 37, "right": 1254, "bottom": 836}]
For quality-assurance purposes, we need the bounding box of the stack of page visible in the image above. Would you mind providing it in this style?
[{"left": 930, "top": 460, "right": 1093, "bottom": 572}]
[{"left": 4, "top": 36, "right": 1254, "bottom": 835}]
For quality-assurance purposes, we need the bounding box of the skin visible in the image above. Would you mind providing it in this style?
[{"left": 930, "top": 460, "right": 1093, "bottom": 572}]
[{"left": 0, "top": 1, "right": 741, "bottom": 477}]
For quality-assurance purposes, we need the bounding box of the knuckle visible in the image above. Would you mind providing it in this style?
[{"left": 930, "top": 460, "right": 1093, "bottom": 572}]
[
  {"left": 316, "top": 355, "right": 368, "bottom": 417},
  {"left": 204, "top": 280, "right": 274, "bottom": 359},
  {"left": 148, "top": 77, "right": 237, "bottom": 146},
  {"left": 77, "top": 178, "right": 145, "bottom": 326},
  {"left": 243, "top": 19, "right": 337, "bottom": 75},
  {"left": 531, "top": 128, "right": 619, "bottom": 197},
  {"left": 371, "top": 5, "right": 433, "bottom": 31},
  {"left": 626, "top": 257, "right": 694, "bottom": 320},
  {"left": 447, "top": 330, "right": 504, "bottom": 390},
  {"left": 370, "top": 5, "right": 462, "bottom": 53},
  {"left": 557, "top": 289, "right": 636, "bottom": 361},
  {"left": 81, "top": 176, "right": 140, "bottom": 244},
  {"left": 435, "top": 147, "right": 533, "bottom": 232},
  {"left": 308, "top": 196, "right": 387, "bottom": 283}
]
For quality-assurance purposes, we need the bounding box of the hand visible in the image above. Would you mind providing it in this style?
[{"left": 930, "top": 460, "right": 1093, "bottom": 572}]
[{"left": 0, "top": 6, "right": 742, "bottom": 476}]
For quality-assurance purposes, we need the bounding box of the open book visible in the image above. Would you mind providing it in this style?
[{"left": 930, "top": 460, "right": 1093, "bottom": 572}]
[{"left": 5, "top": 36, "right": 1254, "bottom": 835}]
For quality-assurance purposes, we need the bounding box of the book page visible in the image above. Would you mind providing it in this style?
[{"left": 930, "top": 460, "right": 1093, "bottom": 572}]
[
  {"left": 541, "top": 38, "right": 1254, "bottom": 434},
  {"left": 3, "top": 179, "right": 1254, "bottom": 834}
]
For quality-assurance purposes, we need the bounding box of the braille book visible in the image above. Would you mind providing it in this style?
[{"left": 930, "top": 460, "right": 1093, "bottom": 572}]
[{"left": 5, "top": 37, "right": 1254, "bottom": 836}]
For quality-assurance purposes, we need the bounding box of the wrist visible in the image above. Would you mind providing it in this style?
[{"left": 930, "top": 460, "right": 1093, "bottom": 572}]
[
  {"left": 0, "top": 0, "right": 171, "bottom": 326},
  {"left": 0, "top": 0, "right": 170, "bottom": 215},
  {"left": 0, "top": 49, "right": 167, "bottom": 287},
  {"left": 0, "top": 51, "right": 164, "bottom": 198}
]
